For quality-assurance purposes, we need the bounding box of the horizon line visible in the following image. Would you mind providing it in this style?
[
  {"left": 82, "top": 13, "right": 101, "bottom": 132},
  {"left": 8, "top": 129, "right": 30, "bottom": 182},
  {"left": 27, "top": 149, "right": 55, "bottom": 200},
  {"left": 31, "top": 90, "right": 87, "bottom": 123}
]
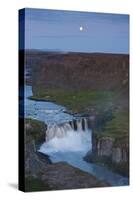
[{"left": 19, "top": 48, "right": 129, "bottom": 55}]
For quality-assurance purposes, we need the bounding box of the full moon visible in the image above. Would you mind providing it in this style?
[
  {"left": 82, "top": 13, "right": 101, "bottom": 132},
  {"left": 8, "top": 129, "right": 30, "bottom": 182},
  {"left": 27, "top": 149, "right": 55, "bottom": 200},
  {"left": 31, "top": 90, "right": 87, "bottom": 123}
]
[{"left": 79, "top": 26, "right": 83, "bottom": 31}]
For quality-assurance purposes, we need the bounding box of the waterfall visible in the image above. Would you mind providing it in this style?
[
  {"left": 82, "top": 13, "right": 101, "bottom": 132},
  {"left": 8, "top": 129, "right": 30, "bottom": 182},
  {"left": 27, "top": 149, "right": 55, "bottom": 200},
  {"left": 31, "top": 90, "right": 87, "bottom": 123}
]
[
  {"left": 39, "top": 118, "right": 92, "bottom": 154},
  {"left": 46, "top": 122, "right": 72, "bottom": 141},
  {"left": 46, "top": 118, "right": 90, "bottom": 141}
]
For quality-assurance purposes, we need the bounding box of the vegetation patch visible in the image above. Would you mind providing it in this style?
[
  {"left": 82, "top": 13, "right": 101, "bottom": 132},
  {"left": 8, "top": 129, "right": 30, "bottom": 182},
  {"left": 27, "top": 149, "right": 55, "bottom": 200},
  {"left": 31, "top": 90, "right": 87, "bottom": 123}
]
[
  {"left": 25, "top": 176, "right": 52, "bottom": 192},
  {"left": 94, "top": 109, "right": 129, "bottom": 145},
  {"left": 29, "top": 89, "right": 115, "bottom": 113}
]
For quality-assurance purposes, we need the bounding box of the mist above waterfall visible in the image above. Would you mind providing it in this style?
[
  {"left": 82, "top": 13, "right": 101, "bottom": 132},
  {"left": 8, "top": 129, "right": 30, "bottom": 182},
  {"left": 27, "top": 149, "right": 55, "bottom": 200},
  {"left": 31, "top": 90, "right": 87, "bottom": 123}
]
[{"left": 39, "top": 119, "right": 92, "bottom": 154}]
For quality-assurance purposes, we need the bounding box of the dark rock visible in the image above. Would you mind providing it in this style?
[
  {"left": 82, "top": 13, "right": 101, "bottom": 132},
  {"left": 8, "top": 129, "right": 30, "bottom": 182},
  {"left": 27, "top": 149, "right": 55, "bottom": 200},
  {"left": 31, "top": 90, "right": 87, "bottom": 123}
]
[
  {"left": 36, "top": 151, "right": 52, "bottom": 164},
  {"left": 25, "top": 119, "right": 49, "bottom": 177},
  {"left": 41, "top": 162, "right": 109, "bottom": 190},
  {"left": 112, "top": 147, "right": 129, "bottom": 163},
  {"left": 73, "top": 120, "right": 77, "bottom": 131},
  {"left": 97, "top": 137, "right": 114, "bottom": 157}
]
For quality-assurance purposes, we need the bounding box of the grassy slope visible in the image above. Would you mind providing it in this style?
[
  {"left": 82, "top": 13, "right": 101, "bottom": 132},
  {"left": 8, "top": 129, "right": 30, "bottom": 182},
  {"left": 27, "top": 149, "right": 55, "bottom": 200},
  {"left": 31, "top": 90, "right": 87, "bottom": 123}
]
[
  {"left": 95, "top": 110, "right": 129, "bottom": 144},
  {"left": 29, "top": 89, "right": 115, "bottom": 114}
]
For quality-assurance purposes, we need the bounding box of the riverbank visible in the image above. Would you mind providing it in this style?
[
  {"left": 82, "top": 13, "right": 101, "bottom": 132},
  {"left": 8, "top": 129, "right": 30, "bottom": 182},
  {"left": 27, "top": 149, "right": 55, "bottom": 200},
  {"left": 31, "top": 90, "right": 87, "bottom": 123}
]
[{"left": 29, "top": 89, "right": 115, "bottom": 114}]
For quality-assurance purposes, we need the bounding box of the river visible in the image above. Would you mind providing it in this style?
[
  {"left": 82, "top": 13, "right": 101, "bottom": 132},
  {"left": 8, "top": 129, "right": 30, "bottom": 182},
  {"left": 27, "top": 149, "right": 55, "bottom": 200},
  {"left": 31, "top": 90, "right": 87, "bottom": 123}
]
[{"left": 24, "top": 85, "right": 129, "bottom": 186}]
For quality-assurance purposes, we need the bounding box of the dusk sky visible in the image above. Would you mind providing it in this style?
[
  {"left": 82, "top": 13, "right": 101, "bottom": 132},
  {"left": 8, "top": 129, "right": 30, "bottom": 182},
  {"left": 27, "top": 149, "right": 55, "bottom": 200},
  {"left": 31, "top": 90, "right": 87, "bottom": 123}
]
[{"left": 23, "top": 8, "right": 129, "bottom": 54}]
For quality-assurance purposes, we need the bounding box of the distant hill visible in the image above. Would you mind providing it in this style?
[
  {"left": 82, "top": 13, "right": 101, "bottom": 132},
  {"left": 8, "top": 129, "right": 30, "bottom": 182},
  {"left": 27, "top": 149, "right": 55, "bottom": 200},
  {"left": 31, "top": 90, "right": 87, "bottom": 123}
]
[{"left": 25, "top": 51, "right": 128, "bottom": 90}]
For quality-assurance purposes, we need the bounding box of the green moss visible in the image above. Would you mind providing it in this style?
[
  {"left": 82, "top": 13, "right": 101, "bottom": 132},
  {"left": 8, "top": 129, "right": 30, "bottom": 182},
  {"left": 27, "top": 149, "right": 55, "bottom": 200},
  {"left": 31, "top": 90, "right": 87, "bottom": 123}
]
[
  {"left": 95, "top": 110, "right": 129, "bottom": 145},
  {"left": 29, "top": 89, "right": 115, "bottom": 113},
  {"left": 25, "top": 176, "right": 51, "bottom": 192}
]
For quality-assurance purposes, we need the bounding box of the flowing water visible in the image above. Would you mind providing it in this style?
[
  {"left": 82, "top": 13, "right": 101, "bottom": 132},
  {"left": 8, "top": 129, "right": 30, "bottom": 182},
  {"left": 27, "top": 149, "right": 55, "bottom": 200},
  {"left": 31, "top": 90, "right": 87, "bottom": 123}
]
[{"left": 24, "top": 85, "right": 129, "bottom": 186}]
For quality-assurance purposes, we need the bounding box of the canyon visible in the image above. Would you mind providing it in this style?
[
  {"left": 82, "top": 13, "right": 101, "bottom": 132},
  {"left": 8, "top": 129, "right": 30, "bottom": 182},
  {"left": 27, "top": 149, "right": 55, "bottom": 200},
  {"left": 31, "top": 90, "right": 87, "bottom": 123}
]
[{"left": 23, "top": 50, "right": 129, "bottom": 190}]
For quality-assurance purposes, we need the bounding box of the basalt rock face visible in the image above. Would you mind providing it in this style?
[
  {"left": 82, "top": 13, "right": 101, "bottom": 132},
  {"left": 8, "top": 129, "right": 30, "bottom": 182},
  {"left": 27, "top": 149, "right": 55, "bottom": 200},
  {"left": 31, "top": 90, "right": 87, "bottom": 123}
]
[
  {"left": 92, "top": 137, "right": 129, "bottom": 163},
  {"left": 25, "top": 51, "right": 129, "bottom": 93},
  {"left": 112, "top": 143, "right": 129, "bottom": 164},
  {"left": 96, "top": 137, "right": 114, "bottom": 157},
  {"left": 86, "top": 125, "right": 129, "bottom": 177}
]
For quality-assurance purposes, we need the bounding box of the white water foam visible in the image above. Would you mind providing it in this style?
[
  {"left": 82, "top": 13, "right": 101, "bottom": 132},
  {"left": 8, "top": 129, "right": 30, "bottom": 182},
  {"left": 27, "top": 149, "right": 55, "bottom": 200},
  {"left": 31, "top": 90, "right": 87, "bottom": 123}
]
[{"left": 39, "top": 119, "right": 92, "bottom": 154}]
